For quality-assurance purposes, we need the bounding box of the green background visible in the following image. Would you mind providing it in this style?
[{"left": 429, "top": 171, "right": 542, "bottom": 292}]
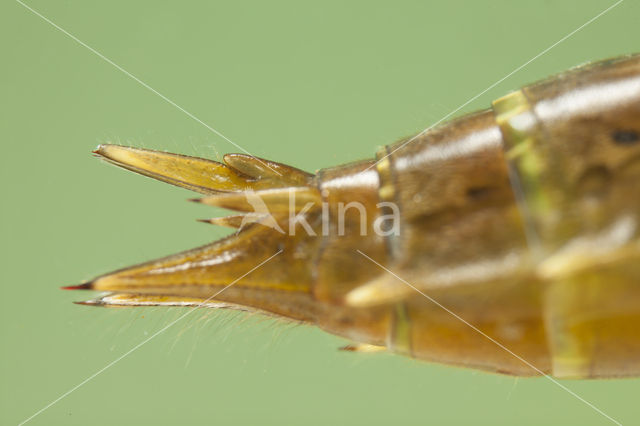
[{"left": 2, "top": 1, "right": 639, "bottom": 425}]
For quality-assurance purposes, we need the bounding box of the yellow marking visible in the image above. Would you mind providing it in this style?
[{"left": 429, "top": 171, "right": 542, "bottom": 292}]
[
  {"left": 493, "top": 89, "right": 578, "bottom": 230},
  {"left": 492, "top": 93, "right": 548, "bottom": 260},
  {"left": 390, "top": 303, "right": 412, "bottom": 356},
  {"left": 375, "top": 145, "right": 402, "bottom": 258},
  {"left": 344, "top": 274, "right": 411, "bottom": 307},
  {"left": 544, "top": 278, "right": 595, "bottom": 379},
  {"left": 375, "top": 146, "right": 395, "bottom": 202},
  {"left": 493, "top": 91, "right": 543, "bottom": 177},
  {"left": 494, "top": 91, "right": 598, "bottom": 376},
  {"left": 505, "top": 137, "right": 533, "bottom": 161}
]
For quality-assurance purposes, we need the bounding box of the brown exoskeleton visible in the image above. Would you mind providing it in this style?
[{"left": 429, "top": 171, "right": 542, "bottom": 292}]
[{"left": 66, "top": 54, "right": 640, "bottom": 378}]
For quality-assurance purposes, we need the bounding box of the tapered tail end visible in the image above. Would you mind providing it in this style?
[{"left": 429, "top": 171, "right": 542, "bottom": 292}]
[{"left": 73, "top": 144, "right": 325, "bottom": 324}]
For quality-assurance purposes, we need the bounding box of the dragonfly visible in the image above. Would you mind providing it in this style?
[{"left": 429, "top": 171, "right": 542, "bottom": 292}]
[{"left": 65, "top": 53, "right": 640, "bottom": 379}]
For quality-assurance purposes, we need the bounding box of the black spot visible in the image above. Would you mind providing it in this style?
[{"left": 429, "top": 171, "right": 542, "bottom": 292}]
[
  {"left": 612, "top": 130, "right": 639, "bottom": 146},
  {"left": 466, "top": 186, "right": 491, "bottom": 200}
]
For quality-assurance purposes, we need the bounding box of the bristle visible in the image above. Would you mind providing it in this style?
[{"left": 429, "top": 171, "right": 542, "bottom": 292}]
[{"left": 61, "top": 283, "right": 93, "bottom": 290}]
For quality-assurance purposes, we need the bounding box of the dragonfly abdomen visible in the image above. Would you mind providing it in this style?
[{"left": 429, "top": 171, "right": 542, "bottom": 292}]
[{"left": 69, "top": 54, "right": 640, "bottom": 378}]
